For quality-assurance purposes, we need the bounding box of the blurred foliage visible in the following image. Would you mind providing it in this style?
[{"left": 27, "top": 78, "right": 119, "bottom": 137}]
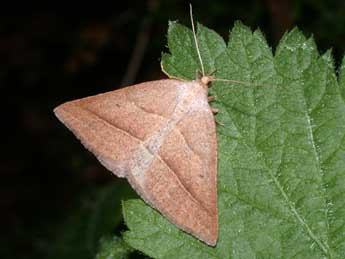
[
  {"left": 1, "top": 1, "right": 345, "bottom": 259},
  {"left": 45, "top": 182, "right": 137, "bottom": 259},
  {"left": 95, "top": 236, "right": 133, "bottom": 259}
]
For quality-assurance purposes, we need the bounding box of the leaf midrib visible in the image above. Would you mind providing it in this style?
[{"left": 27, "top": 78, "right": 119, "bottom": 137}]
[
  {"left": 301, "top": 65, "right": 334, "bottom": 256},
  {"left": 217, "top": 91, "right": 332, "bottom": 257},
  {"left": 213, "top": 44, "right": 333, "bottom": 256},
  {"left": 266, "top": 59, "right": 331, "bottom": 256}
]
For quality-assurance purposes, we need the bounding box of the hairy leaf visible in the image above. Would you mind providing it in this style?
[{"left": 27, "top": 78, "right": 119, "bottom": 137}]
[{"left": 123, "top": 21, "right": 345, "bottom": 258}]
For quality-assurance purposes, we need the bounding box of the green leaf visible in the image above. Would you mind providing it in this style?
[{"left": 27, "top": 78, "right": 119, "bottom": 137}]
[
  {"left": 95, "top": 236, "right": 133, "bottom": 259},
  {"left": 339, "top": 56, "right": 345, "bottom": 100},
  {"left": 161, "top": 21, "right": 226, "bottom": 80},
  {"left": 123, "top": 21, "right": 345, "bottom": 258}
]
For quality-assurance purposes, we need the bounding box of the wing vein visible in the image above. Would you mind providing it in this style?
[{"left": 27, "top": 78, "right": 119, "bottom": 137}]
[{"left": 84, "top": 106, "right": 212, "bottom": 216}]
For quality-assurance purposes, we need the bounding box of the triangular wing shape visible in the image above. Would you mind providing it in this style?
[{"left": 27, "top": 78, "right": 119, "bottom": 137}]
[{"left": 54, "top": 79, "right": 218, "bottom": 245}]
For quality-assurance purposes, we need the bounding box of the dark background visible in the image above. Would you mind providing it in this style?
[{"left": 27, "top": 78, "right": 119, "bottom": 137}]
[{"left": 2, "top": 1, "right": 345, "bottom": 258}]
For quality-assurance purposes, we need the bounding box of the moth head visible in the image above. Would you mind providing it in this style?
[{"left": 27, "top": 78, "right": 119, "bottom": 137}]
[{"left": 201, "top": 75, "right": 213, "bottom": 86}]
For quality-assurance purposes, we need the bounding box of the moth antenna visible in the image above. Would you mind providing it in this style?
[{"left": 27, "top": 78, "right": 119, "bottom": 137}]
[
  {"left": 190, "top": 4, "right": 205, "bottom": 77},
  {"left": 189, "top": 5, "right": 273, "bottom": 90},
  {"left": 212, "top": 78, "right": 274, "bottom": 88}
]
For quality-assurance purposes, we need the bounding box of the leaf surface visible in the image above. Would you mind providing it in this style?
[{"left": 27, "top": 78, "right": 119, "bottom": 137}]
[{"left": 123, "top": 21, "right": 345, "bottom": 258}]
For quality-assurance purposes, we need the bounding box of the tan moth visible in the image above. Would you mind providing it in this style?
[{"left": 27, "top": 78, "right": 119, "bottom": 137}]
[{"left": 53, "top": 5, "right": 247, "bottom": 246}]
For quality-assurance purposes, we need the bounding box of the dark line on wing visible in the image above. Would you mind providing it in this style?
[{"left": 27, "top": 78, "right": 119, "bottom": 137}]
[
  {"left": 84, "top": 107, "right": 145, "bottom": 143},
  {"left": 84, "top": 98, "right": 212, "bottom": 216},
  {"left": 130, "top": 101, "right": 169, "bottom": 120},
  {"left": 152, "top": 153, "right": 213, "bottom": 216}
]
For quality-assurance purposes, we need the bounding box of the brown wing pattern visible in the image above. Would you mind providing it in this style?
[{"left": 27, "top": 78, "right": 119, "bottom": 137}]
[
  {"left": 54, "top": 79, "right": 218, "bottom": 245},
  {"left": 54, "top": 79, "right": 180, "bottom": 176},
  {"left": 145, "top": 107, "right": 218, "bottom": 245}
]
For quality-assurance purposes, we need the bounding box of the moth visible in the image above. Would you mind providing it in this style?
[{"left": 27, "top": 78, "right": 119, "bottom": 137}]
[{"left": 54, "top": 6, "right": 222, "bottom": 246}]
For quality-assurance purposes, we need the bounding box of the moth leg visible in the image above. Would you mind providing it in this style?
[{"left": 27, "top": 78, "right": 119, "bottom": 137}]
[
  {"left": 211, "top": 107, "right": 219, "bottom": 114},
  {"left": 211, "top": 107, "right": 224, "bottom": 126},
  {"left": 215, "top": 119, "right": 224, "bottom": 126},
  {"left": 208, "top": 95, "right": 216, "bottom": 102},
  {"left": 195, "top": 69, "right": 203, "bottom": 80},
  {"left": 207, "top": 69, "right": 217, "bottom": 76}
]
